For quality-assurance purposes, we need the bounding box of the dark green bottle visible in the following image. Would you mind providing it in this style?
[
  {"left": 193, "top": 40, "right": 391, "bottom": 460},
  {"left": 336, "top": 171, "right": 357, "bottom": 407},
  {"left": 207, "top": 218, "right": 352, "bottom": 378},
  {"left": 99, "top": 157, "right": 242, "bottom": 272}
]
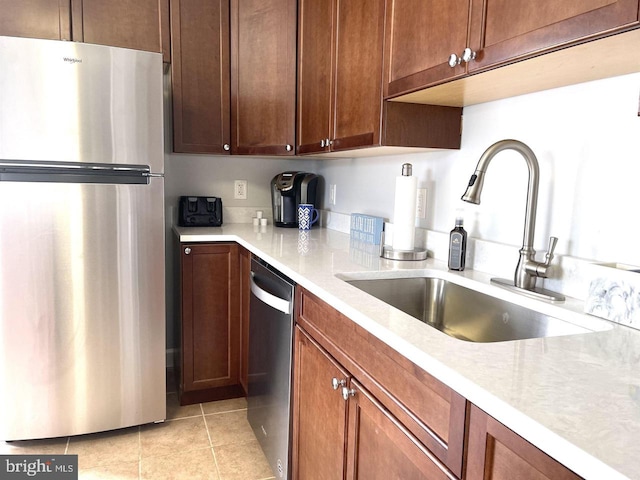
[{"left": 448, "top": 217, "right": 467, "bottom": 271}]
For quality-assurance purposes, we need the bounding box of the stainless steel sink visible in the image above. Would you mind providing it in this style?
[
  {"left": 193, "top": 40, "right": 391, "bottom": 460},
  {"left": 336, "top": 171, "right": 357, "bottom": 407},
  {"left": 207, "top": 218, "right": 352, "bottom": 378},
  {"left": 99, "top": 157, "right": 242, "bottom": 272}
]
[{"left": 345, "top": 277, "right": 608, "bottom": 343}]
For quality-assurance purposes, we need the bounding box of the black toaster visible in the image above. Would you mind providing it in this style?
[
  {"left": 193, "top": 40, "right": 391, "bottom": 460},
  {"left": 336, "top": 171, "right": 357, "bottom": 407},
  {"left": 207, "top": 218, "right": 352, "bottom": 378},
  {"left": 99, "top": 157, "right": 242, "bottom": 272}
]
[{"left": 178, "top": 196, "right": 223, "bottom": 227}]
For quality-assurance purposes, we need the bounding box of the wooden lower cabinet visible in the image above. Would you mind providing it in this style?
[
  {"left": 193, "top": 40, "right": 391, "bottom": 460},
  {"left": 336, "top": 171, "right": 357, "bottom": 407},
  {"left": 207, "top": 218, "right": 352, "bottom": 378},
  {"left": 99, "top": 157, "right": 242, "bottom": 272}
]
[
  {"left": 292, "top": 327, "right": 349, "bottom": 480},
  {"left": 179, "top": 242, "right": 244, "bottom": 405},
  {"left": 296, "top": 287, "right": 466, "bottom": 477},
  {"left": 346, "top": 379, "right": 455, "bottom": 479},
  {"left": 238, "top": 246, "right": 251, "bottom": 393},
  {"left": 466, "top": 404, "right": 582, "bottom": 480},
  {"left": 293, "top": 327, "right": 453, "bottom": 479},
  {"left": 294, "top": 286, "right": 584, "bottom": 479}
]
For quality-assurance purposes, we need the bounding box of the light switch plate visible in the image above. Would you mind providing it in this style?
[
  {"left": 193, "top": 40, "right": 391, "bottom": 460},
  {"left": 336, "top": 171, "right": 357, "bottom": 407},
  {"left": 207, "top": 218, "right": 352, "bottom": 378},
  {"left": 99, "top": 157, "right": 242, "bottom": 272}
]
[{"left": 329, "top": 184, "right": 337, "bottom": 205}]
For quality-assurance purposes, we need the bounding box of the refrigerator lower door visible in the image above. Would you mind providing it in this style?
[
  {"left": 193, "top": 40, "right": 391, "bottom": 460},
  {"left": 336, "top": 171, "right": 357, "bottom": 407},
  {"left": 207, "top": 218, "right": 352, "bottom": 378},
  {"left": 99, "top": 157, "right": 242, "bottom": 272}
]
[{"left": 0, "top": 177, "right": 165, "bottom": 440}]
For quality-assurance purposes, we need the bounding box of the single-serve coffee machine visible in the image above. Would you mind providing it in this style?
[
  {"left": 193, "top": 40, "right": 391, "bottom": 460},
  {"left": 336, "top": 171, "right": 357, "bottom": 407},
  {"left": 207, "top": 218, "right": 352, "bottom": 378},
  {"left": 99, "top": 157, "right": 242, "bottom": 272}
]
[{"left": 271, "top": 172, "right": 320, "bottom": 227}]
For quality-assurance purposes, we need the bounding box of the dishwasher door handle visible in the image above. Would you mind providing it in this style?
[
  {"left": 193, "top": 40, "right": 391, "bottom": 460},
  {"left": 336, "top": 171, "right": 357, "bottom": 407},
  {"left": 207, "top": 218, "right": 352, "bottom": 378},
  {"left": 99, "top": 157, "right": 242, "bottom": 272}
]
[{"left": 250, "top": 272, "right": 292, "bottom": 315}]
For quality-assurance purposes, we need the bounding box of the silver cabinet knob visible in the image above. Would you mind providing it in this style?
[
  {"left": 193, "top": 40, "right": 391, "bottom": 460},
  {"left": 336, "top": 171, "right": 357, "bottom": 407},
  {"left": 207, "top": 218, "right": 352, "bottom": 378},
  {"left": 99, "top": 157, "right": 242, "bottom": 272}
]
[
  {"left": 449, "top": 48, "right": 476, "bottom": 68},
  {"left": 326, "top": 138, "right": 331, "bottom": 146},
  {"left": 331, "top": 378, "right": 346, "bottom": 390},
  {"left": 223, "top": 143, "right": 230, "bottom": 151},
  {"left": 461, "top": 47, "right": 476, "bottom": 63},
  {"left": 285, "top": 144, "right": 293, "bottom": 152},
  {"left": 341, "top": 386, "right": 356, "bottom": 401},
  {"left": 184, "top": 247, "right": 191, "bottom": 255},
  {"left": 320, "top": 139, "right": 325, "bottom": 147}
]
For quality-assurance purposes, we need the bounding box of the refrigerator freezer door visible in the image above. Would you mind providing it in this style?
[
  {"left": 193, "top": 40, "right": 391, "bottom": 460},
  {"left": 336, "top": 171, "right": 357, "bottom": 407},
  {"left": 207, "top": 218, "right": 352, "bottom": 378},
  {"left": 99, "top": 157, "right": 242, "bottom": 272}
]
[
  {"left": 0, "top": 177, "right": 165, "bottom": 440},
  {"left": 0, "top": 36, "right": 163, "bottom": 174}
]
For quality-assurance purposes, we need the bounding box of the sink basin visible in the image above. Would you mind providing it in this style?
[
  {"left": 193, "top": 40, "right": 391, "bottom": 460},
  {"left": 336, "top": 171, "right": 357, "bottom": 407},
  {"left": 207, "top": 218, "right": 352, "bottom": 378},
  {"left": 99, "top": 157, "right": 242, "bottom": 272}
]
[{"left": 345, "top": 277, "right": 608, "bottom": 342}]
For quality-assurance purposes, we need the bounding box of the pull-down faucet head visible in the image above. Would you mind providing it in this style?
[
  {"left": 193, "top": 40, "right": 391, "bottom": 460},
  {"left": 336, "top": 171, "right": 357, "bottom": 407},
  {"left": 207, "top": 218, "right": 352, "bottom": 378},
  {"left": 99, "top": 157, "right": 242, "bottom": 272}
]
[{"left": 461, "top": 170, "right": 485, "bottom": 204}]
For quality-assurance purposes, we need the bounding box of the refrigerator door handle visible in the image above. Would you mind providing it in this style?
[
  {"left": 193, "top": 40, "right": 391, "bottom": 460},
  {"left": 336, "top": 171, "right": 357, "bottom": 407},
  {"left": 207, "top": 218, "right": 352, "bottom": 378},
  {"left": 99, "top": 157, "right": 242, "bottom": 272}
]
[
  {"left": 250, "top": 272, "right": 293, "bottom": 315},
  {"left": 0, "top": 160, "right": 153, "bottom": 184}
]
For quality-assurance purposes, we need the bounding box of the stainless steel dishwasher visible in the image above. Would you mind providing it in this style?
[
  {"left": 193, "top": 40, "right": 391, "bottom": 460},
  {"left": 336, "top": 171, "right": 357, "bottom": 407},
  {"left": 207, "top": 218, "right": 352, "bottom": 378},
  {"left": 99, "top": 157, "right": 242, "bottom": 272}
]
[{"left": 248, "top": 257, "right": 295, "bottom": 480}]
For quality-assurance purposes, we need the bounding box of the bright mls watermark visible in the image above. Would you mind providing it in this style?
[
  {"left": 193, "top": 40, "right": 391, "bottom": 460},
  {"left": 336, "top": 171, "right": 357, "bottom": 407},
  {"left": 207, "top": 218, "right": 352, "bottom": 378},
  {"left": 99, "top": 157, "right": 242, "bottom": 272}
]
[{"left": 1, "top": 455, "right": 77, "bottom": 479}]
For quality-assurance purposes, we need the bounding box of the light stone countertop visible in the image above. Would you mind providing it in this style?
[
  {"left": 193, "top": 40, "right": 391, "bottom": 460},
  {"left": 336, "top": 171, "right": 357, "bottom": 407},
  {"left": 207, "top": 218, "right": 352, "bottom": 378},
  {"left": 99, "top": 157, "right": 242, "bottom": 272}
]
[{"left": 175, "top": 224, "right": 639, "bottom": 480}]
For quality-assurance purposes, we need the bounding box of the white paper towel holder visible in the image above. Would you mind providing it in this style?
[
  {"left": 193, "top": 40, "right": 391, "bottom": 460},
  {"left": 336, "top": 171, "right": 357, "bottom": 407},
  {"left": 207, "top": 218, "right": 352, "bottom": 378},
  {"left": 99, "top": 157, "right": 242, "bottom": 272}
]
[{"left": 379, "top": 231, "right": 427, "bottom": 261}]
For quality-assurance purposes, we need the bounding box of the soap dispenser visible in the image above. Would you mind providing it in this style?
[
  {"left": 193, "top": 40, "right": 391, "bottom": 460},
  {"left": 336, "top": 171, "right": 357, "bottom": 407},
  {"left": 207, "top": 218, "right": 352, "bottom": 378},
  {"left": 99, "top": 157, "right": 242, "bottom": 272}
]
[{"left": 448, "top": 216, "right": 467, "bottom": 271}]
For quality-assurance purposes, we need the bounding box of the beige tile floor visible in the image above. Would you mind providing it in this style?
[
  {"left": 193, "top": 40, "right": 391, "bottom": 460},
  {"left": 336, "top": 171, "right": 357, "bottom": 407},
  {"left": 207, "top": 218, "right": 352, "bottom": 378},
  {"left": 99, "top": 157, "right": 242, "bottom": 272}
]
[{"left": 1, "top": 372, "right": 275, "bottom": 480}]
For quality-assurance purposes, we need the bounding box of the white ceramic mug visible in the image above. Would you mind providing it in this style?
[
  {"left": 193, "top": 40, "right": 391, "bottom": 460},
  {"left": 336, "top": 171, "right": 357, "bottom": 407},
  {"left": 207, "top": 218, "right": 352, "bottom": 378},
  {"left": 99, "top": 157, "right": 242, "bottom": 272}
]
[{"left": 298, "top": 203, "right": 319, "bottom": 230}]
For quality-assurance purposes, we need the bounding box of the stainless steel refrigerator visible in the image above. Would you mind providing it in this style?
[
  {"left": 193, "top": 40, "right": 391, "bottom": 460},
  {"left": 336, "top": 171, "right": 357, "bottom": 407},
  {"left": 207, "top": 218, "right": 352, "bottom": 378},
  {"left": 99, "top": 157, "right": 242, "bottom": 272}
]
[{"left": 0, "top": 36, "right": 166, "bottom": 440}]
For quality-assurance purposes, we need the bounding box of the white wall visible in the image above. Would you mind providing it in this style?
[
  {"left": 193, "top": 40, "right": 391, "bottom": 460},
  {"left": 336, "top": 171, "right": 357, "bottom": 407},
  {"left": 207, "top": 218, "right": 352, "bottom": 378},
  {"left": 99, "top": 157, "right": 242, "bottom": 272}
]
[
  {"left": 314, "top": 72, "right": 640, "bottom": 267},
  {"left": 165, "top": 154, "right": 317, "bottom": 218}
]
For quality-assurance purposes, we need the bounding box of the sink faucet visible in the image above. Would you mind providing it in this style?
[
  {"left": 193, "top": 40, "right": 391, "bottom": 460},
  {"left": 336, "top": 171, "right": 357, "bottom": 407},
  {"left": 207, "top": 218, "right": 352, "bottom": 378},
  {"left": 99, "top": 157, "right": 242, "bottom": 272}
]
[{"left": 461, "top": 139, "right": 565, "bottom": 302}]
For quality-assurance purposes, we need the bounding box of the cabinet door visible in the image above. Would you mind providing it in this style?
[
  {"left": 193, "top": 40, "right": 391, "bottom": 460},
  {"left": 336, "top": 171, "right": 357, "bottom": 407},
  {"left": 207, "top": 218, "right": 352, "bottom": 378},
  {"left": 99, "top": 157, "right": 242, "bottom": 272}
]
[
  {"left": 292, "top": 327, "right": 348, "bottom": 480},
  {"left": 297, "top": 286, "right": 466, "bottom": 477},
  {"left": 230, "top": 0, "right": 296, "bottom": 156},
  {"left": 466, "top": 404, "right": 582, "bottom": 480},
  {"left": 296, "top": 0, "right": 334, "bottom": 154},
  {"left": 384, "top": 0, "right": 470, "bottom": 98},
  {"left": 239, "top": 247, "right": 251, "bottom": 394},
  {"left": 345, "top": 380, "right": 454, "bottom": 480},
  {"left": 71, "top": 0, "right": 169, "bottom": 61},
  {"left": 0, "top": 0, "right": 71, "bottom": 41},
  {"left": 171, "top": 0, "right": 231, "bottom": 155},
  {"left": 181, "top": 243, "right": 240, "bottom": 395},
  {"left": 331, "top": 0, "right": 386, "bottom": 151},
  {"left": 468, "top": 0, "right": 640, "bottom": 72}
]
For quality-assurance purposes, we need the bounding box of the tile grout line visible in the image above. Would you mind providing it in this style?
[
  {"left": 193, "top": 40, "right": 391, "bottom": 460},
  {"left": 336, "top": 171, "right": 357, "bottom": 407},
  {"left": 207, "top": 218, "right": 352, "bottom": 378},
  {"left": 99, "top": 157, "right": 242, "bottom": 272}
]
[
  {"left": 138, "top": 426, "right": 142, "bottom": 480},
  {"left": 201, "top": 403, "right": 223, "bottom": 479}
]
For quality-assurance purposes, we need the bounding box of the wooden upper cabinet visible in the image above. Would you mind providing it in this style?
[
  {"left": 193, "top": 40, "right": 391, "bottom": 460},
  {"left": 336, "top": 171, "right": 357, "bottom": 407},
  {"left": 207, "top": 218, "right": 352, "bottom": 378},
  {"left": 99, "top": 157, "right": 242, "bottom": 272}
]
[
  {"left": 466, "top": 404, "right": 582, "bottom": 480},
  {"left": 384, "top": 0, "right": 470, "bottom": 98},
  {"left": 170, "top": 0, "right": 231, "bottom": 155},
  {"left": 385, "top": 0, "right": 640, "bottom": 98},
  {"left": 468, "top": 0, "right": 640, "bottom": 72},
  {"left": 72, "top": 0, "right": 170, "bottom": 61},
  {"left": 0, "top": 0, "right": 72, "bottom": 41},
  {"left": 332, "top": 0, "right": 386, "bottom": 151},
  {"left": 298, "top": 0, "right": 461, "bottom": 154},
  {"left": 296, "top": 0, "right": 334, "bottom": 154},
  {"left": 0, "top": 1, "right": 169, "bottom": 60},
  {"left": 230, "top": 0, "right": 297, "bottom": 156}
]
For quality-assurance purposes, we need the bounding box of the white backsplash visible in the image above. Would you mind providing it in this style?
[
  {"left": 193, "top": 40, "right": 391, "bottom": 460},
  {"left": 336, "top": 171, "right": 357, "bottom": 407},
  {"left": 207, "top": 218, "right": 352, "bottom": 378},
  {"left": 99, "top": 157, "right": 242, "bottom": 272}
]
[{"left": 322, "top": 209, "right": 596, "bottom": 301}]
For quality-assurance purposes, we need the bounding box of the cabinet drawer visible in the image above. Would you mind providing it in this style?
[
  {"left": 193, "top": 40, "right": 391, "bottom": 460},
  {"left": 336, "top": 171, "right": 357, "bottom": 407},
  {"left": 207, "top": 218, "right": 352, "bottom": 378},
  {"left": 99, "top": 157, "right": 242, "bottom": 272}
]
[{"left": 296, "top": 287, "right": 465, "bottom": 478}]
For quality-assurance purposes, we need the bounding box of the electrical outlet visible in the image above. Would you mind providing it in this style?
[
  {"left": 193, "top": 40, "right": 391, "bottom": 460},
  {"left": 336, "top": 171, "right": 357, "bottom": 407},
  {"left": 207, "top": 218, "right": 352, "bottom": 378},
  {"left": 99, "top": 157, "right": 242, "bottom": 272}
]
[
  {"left": 329, "top": 184, "right": 337, "bottom": 205},
  {"left": 416, "top": 189, "right": 426, "bottom": 219},
  {"left": 234, "top": 180, "right": 247, "bottom": 200}
]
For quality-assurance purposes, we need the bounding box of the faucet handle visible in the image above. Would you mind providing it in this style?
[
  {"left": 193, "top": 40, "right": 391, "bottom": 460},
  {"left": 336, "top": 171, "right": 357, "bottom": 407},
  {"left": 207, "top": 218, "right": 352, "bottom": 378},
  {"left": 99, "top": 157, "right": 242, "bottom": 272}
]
[
  {"left": 526, "top": 236, "right": 558, "bottom": 278},
  {"left": 544, "top": 236, "right": 558, "bottom": 266}
]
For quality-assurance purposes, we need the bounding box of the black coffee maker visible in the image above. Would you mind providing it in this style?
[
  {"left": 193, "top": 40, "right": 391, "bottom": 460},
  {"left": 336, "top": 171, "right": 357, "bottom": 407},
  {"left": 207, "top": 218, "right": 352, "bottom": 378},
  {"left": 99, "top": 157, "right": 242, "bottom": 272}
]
[{"left": 271, "top": 172, "right": 320, "bottom": 227}]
